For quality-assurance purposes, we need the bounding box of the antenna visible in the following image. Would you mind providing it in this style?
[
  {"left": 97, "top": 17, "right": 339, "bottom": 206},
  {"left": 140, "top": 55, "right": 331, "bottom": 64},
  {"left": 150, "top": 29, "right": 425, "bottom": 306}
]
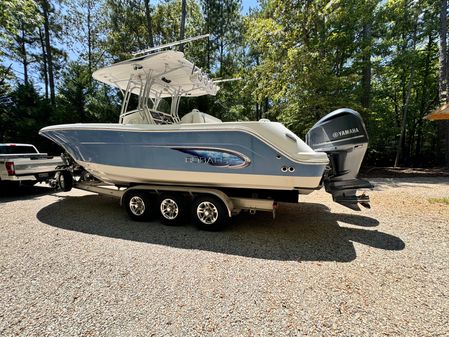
[
  {"left": 132, "top": 34, "right": 210, "bottom": 57},
  {"left": 212, "top": 78, "right": 242, "bottom": 83}
]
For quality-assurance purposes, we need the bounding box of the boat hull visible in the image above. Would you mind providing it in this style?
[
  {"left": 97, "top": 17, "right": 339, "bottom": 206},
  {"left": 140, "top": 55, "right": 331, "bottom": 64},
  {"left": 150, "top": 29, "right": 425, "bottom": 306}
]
[
  {"left": 78, "top": 161, "right": 321, "bottom": 190},
  {"left": 40, "top": 124, "right": 328, "bottom": 191}
]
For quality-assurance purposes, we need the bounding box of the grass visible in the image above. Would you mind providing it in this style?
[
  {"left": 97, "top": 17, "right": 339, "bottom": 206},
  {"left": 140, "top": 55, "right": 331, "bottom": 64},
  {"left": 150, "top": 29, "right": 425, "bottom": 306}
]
[{"left": 428, "top": 197, "right": 449, "bottom": 205}]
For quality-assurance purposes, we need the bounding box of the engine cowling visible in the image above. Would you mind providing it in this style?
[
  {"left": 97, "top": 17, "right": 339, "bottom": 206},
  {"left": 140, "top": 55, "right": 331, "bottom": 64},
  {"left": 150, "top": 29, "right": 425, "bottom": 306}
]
[{"left": 305, "top": 108, "right": 373, "bottom": 210}]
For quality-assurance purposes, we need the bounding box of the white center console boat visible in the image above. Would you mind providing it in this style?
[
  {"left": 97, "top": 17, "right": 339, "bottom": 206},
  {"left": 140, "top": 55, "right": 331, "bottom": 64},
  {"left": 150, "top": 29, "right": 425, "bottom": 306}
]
[{"left": 40, "top": 40, "right": 372, "bottom": 230}]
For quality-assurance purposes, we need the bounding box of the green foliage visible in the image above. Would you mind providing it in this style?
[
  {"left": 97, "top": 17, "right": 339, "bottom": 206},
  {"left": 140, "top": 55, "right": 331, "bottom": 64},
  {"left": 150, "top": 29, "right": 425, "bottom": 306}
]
[
  {"left": 55, "top": 62, "right": 120, "bottom": 124},
  {"left": 0, "top": 83, "right": 53, "bottom": 148},
  {"left": 0, "top": 0, "right": 38, "bottom": 44},
  {"left": 64, "top": 0, "right": 107, "bottom": 70},
  {"left": 105, "top": 0, "right": 205, "bottom": 61},
  {"left": 245, "top": 0, "right": 441, "bottom": 163},
  {"left": 153, "top": 0, "right": 206, "bottom": 64}
]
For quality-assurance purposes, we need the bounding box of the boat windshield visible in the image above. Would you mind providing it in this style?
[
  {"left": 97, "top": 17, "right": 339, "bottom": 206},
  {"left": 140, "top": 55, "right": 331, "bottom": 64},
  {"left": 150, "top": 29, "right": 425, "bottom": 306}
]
[{"left": 119, "top": 84, "right": 181, "bottom": 125}]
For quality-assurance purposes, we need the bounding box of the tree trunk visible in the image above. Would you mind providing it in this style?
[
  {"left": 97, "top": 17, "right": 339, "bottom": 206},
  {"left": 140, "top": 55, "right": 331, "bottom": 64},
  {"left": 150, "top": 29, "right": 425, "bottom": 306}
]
[
  {"left": 19, "top": 21, "right": 28, "bottom": 84},
  {"left": 439, "top": 0, "right": 449, "bottom": 165},
  {"left": 394, "top": 23, "right": 417, "bottom": 167},
  {"left": 361, "top": 22, "right": 372, "bottom": 110},
  {"left": 264, "top": 98, "right": 269, "bottom": 117},
  {"left": 41, "top": 0, "right": 55, "bottom": 106},
  {"left": 38, "top": 27, "right": 49, "bottom": 100},
  {"left": 220, "top": 3, "right": 225, "bottom": 77},
  {"left": 87, "top": 0, "right": 92, "bottom": 74},
  {"left": 205, "top": 1, "right": 210, "bottom": 72},
  {"left": 179, "top": 0, "right": 187, "bottom": 51},
  {"left": 440, "top": 0, "right": 448, "bottom": 102},
  {"left": 416, "top": 34, "right": 434, "bottom": 161},
  {"left": 144, "top": 0, "right": 154, "bottom": 48}
]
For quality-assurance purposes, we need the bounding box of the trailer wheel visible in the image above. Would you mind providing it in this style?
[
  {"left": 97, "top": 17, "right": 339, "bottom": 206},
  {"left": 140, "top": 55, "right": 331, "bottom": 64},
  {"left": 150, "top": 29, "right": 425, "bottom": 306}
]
[
  {"left": 158, "top": 193, "right": 188, "bottom": 226},
  {"left": 58, "top": 170, "right": 73, "bottom": 192},
  {"left": 123, "top": 190, "right": 154, "bottom": 221},
  {"left": 191, "top": 195, "right": 229, "bottom": 231}
]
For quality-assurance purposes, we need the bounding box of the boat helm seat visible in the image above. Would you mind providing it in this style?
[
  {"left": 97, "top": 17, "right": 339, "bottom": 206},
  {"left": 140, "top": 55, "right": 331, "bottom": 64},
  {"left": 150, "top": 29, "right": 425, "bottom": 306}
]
[{"left": 180, "top": 109, "right": 222, "bottom": 124}]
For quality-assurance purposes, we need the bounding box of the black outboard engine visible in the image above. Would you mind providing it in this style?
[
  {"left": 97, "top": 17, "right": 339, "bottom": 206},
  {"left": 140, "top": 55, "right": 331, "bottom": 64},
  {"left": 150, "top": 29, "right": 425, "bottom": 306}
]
[{"left": 305, "top": 108, "right": 373, "bottom": 210}]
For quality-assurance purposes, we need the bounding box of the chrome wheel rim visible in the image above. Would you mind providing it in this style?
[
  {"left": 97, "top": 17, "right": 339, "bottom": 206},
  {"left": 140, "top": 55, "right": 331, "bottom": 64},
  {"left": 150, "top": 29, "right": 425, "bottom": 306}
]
[
  {"left": 59, "top": 174, "right": 65, "bottom": 188},
  {"left": 129, "top": 196, "right": 145, "bottom": 216},
  {"left": 197, "top": 201, "right": 218, "bottom": 225},
  {"left": 160, "top": 198, "right": 179, "bottom": 220}
]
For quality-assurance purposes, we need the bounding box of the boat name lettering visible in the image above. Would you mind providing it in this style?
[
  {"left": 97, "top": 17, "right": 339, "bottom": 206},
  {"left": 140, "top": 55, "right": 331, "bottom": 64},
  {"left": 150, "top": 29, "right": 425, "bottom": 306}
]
[
  {"left": 332, "top": 128, "right": 359, "bottom": 138},
  {"left": 174, "top": 148, "right": 251, "bottom": 169},
  {"left": 185, "top": 156, "right": 230, "bottom": 165}
]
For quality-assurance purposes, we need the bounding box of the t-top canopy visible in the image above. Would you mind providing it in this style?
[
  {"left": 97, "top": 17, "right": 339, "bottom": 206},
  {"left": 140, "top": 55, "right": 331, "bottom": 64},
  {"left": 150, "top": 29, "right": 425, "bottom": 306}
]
[{"left": 92, "top": 51, "right": 219, "bottom": 98}]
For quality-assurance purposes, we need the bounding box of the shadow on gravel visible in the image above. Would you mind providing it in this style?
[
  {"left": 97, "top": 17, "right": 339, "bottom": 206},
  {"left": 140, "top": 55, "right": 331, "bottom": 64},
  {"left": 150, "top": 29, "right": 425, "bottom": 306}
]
[
  {"left": 0, "top": 184, "right": 54, "bottom": 203},
  {"left": 36, "top": 195, "right": 405, "bottom": 262}
]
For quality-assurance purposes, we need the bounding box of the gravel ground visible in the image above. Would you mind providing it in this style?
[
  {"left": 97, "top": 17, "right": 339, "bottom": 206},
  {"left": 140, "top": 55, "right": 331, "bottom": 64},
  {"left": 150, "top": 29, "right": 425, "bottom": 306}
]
[{"left": 0, "top": 178, "right": 448, "bottom": 336}]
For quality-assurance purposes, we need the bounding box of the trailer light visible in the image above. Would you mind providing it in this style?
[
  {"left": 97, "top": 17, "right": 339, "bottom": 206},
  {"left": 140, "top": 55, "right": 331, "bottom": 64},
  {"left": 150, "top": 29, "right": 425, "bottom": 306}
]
[{"left": 5, "top": 162, "right": 15, "bottom": 175}]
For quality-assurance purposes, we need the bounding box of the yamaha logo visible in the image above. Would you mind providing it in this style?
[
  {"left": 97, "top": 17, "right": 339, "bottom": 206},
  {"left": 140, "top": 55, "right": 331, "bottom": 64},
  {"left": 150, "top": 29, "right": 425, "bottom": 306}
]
[{"left": 332, "top": 128, "right": 359, "bottom": 138}]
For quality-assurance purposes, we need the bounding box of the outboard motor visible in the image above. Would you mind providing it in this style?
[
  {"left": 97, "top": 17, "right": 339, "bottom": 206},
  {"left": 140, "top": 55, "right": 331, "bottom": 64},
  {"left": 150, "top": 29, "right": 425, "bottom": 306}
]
[{"left": 305, "top": 108, "right": 373, "bottom": 210}]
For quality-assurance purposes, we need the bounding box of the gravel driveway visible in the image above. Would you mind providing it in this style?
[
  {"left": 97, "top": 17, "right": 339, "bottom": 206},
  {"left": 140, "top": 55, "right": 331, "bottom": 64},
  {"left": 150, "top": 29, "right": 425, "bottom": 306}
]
[{"left": 0, "top": 178, "right": 448, "bottom": 336}]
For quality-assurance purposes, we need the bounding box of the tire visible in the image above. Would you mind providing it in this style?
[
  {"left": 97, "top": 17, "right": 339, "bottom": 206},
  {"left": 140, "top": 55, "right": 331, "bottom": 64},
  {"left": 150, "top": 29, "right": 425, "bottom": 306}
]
[
  {"left": 158, "top": 193, "right": 188, "bottom": 226},
  {"left": 58, "top": 170, "right": 73, "bottom": 192},
  {"left": 123, "top": 190, "right": 154, "bottom": 221},
  {"left": 191, "top": 195, "right": 229, "bottom": 231}
]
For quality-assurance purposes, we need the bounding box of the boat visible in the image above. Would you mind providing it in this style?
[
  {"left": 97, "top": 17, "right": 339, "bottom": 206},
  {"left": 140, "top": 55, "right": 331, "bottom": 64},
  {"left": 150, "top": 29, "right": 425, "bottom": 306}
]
[{"left": 39, "top": 40, "right": 372, "bottom": 223}]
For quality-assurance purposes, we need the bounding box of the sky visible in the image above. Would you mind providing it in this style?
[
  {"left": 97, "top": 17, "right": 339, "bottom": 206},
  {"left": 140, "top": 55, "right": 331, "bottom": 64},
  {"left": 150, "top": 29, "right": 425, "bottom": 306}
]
[{"left": 241, "top": 0, "right": 259, "bottom": 14}]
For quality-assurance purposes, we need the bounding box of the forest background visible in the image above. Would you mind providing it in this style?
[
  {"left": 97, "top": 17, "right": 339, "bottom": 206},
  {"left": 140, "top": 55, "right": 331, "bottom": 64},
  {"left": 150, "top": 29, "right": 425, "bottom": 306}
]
[{"left": 1, "top": 0, "right": 449, "bottom": 167}]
